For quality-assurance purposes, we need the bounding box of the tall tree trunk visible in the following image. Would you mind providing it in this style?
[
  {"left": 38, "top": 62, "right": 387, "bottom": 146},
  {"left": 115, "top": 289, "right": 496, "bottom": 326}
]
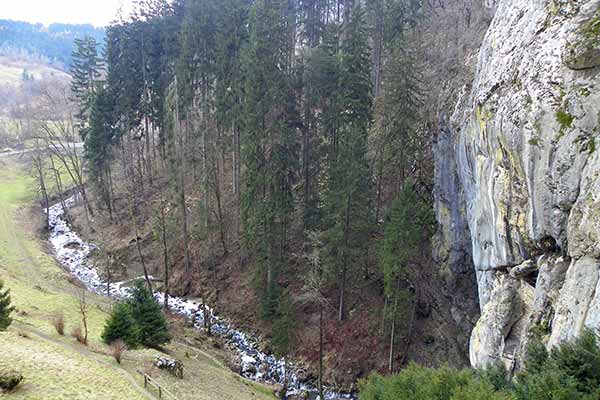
[
  {"left": 175, "top": 78, "right": 193, "bottom": 295},
  {"left": 145, "top": 116, "right": 153, "bottom": 186},
  {"left": 338, "top": 265, "right": 346, "bottom": 322},
  {"left": 212, "top": 164, "right": 228, "bottom": 256},
  {"left": 34, "top": 143, "right": 50, "bottom": 230},
  {"left": 375, "top": 147, "right": 385, "bottom": 222},
  {"left": 50, "top": 154, "right": 67, "bottom": 220},
  {"left": 371, "top": 0, "right": 384, "bottom": 97},
  {"left": 122, "top": 140, "right": 153, "bottom": 292},
  {"left": 338, "top": 194, "right": 352, "bottom": 321},
  {"left": 319, "top": 302, "right": 324, "bottom": 400},
  {"left": 388, "top": 292, "right": 398, "bottom": 373},
  {"left": 103, "top": 166, "right": 114, "bottom": 222},
  {"left": 160, "top": 198, "right": 170, "bottom": 310}
]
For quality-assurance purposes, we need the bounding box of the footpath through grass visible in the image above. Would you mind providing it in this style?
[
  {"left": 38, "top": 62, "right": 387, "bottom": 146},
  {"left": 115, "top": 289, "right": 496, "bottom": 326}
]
[
  {"left": 0, "top": 159, "right": 152, "bottom": 399},
  {"left": 0, "top": 158, "right": 275, "bottom": 400}
]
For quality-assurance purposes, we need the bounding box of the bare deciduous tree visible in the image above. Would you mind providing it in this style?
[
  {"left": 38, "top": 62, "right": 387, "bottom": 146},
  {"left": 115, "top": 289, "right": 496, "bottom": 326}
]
[
  {"left": 110, "top": 339, "right": 127, "bottom": 364},
  {"left": 75, "top": 288, "right": 88, "bottom": 345}
]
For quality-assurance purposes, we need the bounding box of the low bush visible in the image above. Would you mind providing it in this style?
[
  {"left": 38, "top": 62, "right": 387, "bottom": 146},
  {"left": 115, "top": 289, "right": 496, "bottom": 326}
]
[
  {"left": 52, "top": 312, "right": 65, "bottom": 335},
  {"left": 0, "top": 370, "right": 24, "bottom": 391},
  {"left": 109, "top": 339, "right": 127, "bottom": 364},
  {"left": 71, "top": 325, "right": 87, "bottom": 345},
  {"left": 359, "top": 364, "right": 507, "bottom": 400},
  {"left": 513, "top": 330, "right": 600, "bottom": 400}
]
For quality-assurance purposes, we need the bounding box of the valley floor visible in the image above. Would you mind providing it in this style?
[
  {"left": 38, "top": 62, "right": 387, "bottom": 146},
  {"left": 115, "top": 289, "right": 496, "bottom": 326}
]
[{"left": 0, "top": 157, "right": 275, "bottom": 400}]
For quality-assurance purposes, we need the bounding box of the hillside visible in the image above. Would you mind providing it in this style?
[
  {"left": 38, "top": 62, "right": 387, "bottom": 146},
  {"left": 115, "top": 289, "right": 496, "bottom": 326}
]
[
  {"left": 0, "top": 55, "right": 69, "bottom": 85},
  {"left": 0, "top": 19, "right": 105, "bottom": 71},
  {"left": 0, "top": 156, "right": 278, "bottom": 399}
]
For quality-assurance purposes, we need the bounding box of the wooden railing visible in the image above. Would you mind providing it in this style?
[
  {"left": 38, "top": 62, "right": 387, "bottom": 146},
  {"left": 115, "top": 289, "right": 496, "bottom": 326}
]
[{"left": 136, "top": 369, "right": 179, "bottom": 400}]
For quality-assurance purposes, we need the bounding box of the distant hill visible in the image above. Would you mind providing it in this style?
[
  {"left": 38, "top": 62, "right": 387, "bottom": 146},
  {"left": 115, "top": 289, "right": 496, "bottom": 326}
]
[
  {"left": 0, "top": 55, "right": 70, "bottom": 87},
  {"left": 0, "top": 19, "right": 105, "bottom": 71}
]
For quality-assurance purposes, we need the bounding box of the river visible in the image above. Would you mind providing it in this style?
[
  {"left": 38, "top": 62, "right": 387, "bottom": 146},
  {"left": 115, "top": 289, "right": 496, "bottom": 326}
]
[{"left": 47, "top": 195, "right": 356, "bottom": 400}]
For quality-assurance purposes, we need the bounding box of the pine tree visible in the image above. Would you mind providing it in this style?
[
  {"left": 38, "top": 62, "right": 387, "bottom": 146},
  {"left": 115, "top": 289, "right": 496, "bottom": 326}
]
[
  {"left": 321, "top": 4, "right": 373, "bottom": 322},
  {"left": 128, "top": 280, "right": 171, "bottom": 348},
  {"left": 241, "top": 0, "right": 299, "bottom": 320},
  {"left": 84, "top": 84, "right": 116, "bottom": 216},
  {"left": 272, "top": 290, "right": 295, "bottom": 359},
  {"left": 70, "top": 35, "right": 102, "bottom": 140},
  {"left": 101, "top": 302, "right": 138, "bottom": 348},
  {"left": 372, "top": 39, "right": 424, "bottom": 219},
  {"left": 380, "top": 184, "right": 433, "bottom": 372},
  {"left": 0, "top": 280, "right": 14, "bottom": 331}
]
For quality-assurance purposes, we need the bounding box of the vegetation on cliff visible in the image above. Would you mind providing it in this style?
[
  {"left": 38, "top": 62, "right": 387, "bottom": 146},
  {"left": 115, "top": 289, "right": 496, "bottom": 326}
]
[{"left": 360, "top": 331, "right": 600, "bottom": 400}]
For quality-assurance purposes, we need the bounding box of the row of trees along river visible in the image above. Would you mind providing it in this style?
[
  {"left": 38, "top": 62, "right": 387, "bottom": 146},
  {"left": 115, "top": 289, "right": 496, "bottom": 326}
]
[{"left": 65, "top": 0, "right": 435, "bottom": 394}]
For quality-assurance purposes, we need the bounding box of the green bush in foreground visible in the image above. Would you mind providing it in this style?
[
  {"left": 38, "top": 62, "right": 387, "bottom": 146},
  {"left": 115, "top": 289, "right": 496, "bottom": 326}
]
[
  {"left": 102, "top": 280, "right": 170, "bottom": 349},
  {"left": 513, "top": 330, "right": 600, "bottom": 400},
  {"left": 359, "top": 364, "right": 508, "bottom": 400},
  {"left": 0, "top": 369, "right": 24, "bottom": 391},
  {"left": 360, "top": 330, "right": 600, "bottom": 400}
]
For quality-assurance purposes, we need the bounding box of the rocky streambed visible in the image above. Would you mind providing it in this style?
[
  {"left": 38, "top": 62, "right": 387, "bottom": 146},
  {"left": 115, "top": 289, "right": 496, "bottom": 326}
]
[{"left": 47, "top": 196, "right": 355, "bottom": 400}]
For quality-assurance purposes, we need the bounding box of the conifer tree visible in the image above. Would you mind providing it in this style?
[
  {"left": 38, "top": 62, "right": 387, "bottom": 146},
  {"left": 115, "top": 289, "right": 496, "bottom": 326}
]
[
  {"left": 128, "top": 280, "right": 171, "bottom": 348},
  {"left": 70, "top": 35, "right": 102, "bottom": 140},
  {"left": 321, "top": 4, "right": 373, "bottom": 322},
  {"left": 85, "top": 84, "right": 116, "bottom": 216},
  {"left": 372, "top": 42, "right": 424, "bottom": 218},
  {"left": 272, "top": 289, "right": 296, "bottom": 392},
  {"left": 272, "top": 290, "right": 295, "bottom": 359},
  {"left": 214, "top": 0, "right": 250, "bottom": 212},
  {"left": 380, "top": 184, "right": 433, "bottom": 372},
  {"left": 101, "top": 302, "right": 138, "bottom": 347},
  {"left": 241, "top": 0, "right": 299, "bottom": 320},
  {"left": 0, "top": 280, "right": 14, "bottom": 331}
]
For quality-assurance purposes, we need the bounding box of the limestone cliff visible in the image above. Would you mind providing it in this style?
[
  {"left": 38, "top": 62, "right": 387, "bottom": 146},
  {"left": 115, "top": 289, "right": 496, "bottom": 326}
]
[{"left": 436, "top": 0, "right": 600, "bottom": 369}]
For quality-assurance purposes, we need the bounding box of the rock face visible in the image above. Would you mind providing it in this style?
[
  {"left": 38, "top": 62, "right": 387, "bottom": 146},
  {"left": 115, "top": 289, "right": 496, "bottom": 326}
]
[{"left": 436, "top": 0, "right": 600, "bottom": 368}]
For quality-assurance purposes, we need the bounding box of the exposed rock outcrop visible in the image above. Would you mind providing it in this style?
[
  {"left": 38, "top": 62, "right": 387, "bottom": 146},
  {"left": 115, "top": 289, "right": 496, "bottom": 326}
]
[{"left": 436, "top": 0, "right": 600, "bottom": 368}]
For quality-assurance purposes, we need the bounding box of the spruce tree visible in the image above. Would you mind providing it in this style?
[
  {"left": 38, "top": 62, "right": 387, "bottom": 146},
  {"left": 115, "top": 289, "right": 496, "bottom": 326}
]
[
  {"left": 272, "top": 290, "right": 295, "bottom": 359},
  {"left": 70, "top": 35, "right": 102, "bottom": 140},
  {"left": 128, "top": 280, "right": 171, "bottom": 348},
  {"left": 372, "top": 41, "right": 424, "bottom": 217},
  {"left": 321, "top": 4, "right": 373, "bottom": 321},
  {"left": 241, "top": 0, "right": 298, "bottom": 320},
  {"left": 101, "top": 302, "right": 138, "bottom": 347},
  {"left": 84, "top": 84, "right": 115, "bottom": 215},
  {"left": 380, "top": 186, "right": 425, "bottom": 297},
  {"left": 379, "top": 184, "right": 433, "bottom": 371},
  {"left": 0, "top": 280, "right": 14, "bottom": 331}
]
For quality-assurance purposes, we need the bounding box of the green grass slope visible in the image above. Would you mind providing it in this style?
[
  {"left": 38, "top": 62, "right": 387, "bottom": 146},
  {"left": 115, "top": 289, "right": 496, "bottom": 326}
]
[{"left": 0, "top": 158, "right": 275, "bottom": 400}]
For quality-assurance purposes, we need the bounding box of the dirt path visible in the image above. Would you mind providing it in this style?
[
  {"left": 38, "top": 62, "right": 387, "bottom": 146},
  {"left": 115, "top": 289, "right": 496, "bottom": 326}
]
[
  {"left": 0, "top": 159, "right": 276, "bottom": 400},
  {"left": 0, "top": 160, "right": 156, "bottom": 400},
  {"left": 13, "top": 321, "right": 157, "bottom": 400}
]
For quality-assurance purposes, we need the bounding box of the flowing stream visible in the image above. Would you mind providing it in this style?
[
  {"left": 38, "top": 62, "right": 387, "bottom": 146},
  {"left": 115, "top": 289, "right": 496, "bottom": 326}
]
[{"left": 47, "top": 196, "right": 355, "bottom": 400}]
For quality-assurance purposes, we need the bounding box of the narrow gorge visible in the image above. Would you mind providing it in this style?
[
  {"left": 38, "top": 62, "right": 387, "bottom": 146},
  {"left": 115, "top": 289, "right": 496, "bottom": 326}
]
[{"left": 1, "top": 0, "right": 600, "bottom": 398}]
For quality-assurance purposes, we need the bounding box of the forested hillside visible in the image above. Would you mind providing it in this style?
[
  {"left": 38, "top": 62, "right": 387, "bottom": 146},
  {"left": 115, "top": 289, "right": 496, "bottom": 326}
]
[
  {"left": 0, "top": 19, "right": 104, "bottom": 70},
  {"left": 69, "top": 0, "right": 490, "bottom": 392}
]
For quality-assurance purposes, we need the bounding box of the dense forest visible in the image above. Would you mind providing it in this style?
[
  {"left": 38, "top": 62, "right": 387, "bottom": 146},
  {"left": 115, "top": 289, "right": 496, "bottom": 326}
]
[
  {"left": 0, "top": 19, "right": 104, "bottom": 69},
  {"left": 70, "top": 0, "right": 472, "bottom": 392}
]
